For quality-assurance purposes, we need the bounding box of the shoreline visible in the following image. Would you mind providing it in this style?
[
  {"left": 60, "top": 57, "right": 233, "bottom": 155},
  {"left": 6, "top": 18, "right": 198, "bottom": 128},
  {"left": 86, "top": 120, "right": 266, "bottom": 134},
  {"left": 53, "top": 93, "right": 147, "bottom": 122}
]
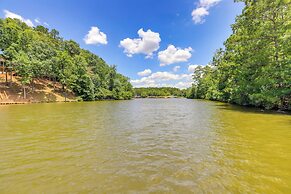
[
  {"left": 0, "top": 100, "right": 76, "bottom": 105},
  {"left": 1, "top": 98, "right": 289, "bottom": 115},
  {"left": 186, "top": 98, "right": 291, "bottom": 114},
  {"left": 134, "top": 96, "right": 184, "bottom": 99}
]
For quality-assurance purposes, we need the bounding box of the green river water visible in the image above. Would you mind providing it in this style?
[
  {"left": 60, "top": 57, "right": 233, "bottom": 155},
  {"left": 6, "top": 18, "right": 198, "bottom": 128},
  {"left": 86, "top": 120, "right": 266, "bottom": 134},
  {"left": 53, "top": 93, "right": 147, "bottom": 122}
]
[{"left": 0, "top": 99, "right": 290, "bottom": 193}]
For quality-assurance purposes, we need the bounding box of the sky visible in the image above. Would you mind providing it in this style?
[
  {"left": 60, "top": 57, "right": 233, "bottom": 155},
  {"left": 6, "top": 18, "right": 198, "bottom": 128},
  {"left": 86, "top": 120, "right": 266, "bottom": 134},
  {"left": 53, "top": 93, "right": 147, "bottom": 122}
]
[{"left": 0, "top": 0, "right": 244, "bottom": 88}]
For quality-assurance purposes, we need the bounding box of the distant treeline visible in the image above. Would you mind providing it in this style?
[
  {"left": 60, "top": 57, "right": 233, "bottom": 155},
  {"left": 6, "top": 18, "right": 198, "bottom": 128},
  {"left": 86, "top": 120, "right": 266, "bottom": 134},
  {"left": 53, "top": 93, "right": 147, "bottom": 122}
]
[
  {"left": 187, "top": 0, "right": 290, "bottom": 110},
  {"left": 0, "top": 18, "right": 133, "bottom": 100},
  {"left": 134, "top": 87, "right": 187, "bottom": 98}
]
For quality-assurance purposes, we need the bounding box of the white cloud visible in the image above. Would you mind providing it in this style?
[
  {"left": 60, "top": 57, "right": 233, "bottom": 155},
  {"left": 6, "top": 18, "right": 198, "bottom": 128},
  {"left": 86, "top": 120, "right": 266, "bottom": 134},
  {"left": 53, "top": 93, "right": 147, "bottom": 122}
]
[
  {"left": 131, "top": 77, "right": 156, "bottom": 87},
  {"left": 120, "top": 28, "right": 161, "bottom": 58},
  {"left": 174, "top": 81, "right": 193, "bottom": 88},
  {"left": 188, "top": 64, "right": 200, "bottom": 72},
  {"left": 149, "top": 72, "right": 181, "bottom": 81},
  {"left": 191, "top": 0, "right": 221, "bottom": 24},
  {"left": 84, "top": 26, "right": 108, "bottom": 45},
  {"left": 34, "top": 18, "right": 40, "bottom": 24},
  {"left": 4, "top": 10, "right": 34, "bottom": 27},
  {"left": 34, "top": 18, "right": 49, "bottom": 27},
  {"left": 131, "top": 71, "right": 193, "bottom": 89},
  {"left": 173, "top": 66, "right": 180, "bottom": 72},
  {"left": 200, "top": 0, "right": 221, "bottom": 8},
  {"left": 138, "top": 69, "right": 152, "bottom": 77},
  {"left": 158, "top": 45, "right": 193, "bottom": 66},
  {"left": 192, "top": 7, "right": 209, "bottom": 24}
]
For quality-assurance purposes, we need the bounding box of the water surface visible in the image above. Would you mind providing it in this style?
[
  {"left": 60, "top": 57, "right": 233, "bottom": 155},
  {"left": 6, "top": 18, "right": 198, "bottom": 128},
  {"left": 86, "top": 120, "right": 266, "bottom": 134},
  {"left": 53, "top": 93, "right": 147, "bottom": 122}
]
[{"left": 0, "top": 99, "right": 290, "bottom": 193}]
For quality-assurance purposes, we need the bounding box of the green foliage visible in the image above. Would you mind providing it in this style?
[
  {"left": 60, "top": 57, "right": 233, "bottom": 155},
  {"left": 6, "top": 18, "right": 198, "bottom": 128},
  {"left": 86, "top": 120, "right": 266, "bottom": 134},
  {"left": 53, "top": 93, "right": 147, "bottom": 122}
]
[
  {"left": 0, "top": 17, "right": 133, "bottom": 100},
  {"left": 134, "top": 87, "right": 186, "bottom": 98},
  {"left": 188, "top": 0, "right": 291, "bottom": 110},
  {"left": 14, "top": 51, "right": 32, "bottom": 85}
]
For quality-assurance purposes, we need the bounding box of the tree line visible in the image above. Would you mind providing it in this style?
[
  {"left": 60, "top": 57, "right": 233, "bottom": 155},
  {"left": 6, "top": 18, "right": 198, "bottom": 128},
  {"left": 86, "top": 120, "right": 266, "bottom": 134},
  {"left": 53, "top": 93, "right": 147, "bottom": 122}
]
[
  {"left": 187, "top": 0, "right": 290, "bottom": 110},
  {"left": 0, "top": 18, "right": 133, "bottom": 100},
  {"left": 134, "top": 87, "right": 187, "bottom": 98}
]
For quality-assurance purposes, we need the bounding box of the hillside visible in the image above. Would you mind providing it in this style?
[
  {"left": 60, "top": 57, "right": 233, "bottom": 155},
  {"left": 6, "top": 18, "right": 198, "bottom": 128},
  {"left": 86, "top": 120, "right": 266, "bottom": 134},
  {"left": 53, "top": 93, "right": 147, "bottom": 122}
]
[
  {"left": 0, "top": 74, "right": 76, "bottom": 104},
  {"left": 0, "top": 18, "right": 133, "bottom": 103}
]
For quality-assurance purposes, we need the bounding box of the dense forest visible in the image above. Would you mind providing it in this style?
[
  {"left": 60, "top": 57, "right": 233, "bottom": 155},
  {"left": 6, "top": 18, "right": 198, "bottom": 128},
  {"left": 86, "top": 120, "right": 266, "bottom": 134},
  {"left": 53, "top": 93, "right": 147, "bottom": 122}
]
[
  {"left": 0, "top": 18, "right": 133, "bottom": 100},
  {"left": 187, "top": 0, "right": 291, "bottom": 110},
  {"left": 134, "top": 87, "right": 186, "bottom": 98}
]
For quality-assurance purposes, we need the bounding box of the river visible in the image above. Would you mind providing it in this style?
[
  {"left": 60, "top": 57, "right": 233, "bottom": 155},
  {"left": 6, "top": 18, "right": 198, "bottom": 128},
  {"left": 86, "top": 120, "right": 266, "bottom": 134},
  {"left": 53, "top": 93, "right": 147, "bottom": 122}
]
[{"left": 0, "top": 99, "right": 290, "bottom": 193}]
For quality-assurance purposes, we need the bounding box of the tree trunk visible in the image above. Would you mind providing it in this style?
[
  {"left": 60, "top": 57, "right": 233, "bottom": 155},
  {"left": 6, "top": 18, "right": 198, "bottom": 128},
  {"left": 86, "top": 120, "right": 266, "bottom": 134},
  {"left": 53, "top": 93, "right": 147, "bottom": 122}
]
[
  {"left": 1, "top": 62, "right": 3, "bottom": 74},
  {"left": 64, "top": 85, "right": 67, "bottom": 102},
  {"left": 23, "top": 86, "right": 26, "bottom": 99},
  {"left": 31, "top": 79, "right": 34, "bottom": 92},
  {"left": 53, "top": 77, "right": 56, "bottom": 90},
  {"left": 5, "top": 71, "right": 8, "bottom": 86},
  {"left": 9, "top": 70, "right": 12, "bottom": 87}
]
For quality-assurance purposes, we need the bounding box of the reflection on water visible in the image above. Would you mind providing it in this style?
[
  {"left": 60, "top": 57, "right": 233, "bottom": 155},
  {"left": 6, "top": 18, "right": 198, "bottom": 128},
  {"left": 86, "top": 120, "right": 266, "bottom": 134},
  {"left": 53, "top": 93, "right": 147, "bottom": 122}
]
[{"left": 0, "top": 99, "right": 290, "bottom": 193}]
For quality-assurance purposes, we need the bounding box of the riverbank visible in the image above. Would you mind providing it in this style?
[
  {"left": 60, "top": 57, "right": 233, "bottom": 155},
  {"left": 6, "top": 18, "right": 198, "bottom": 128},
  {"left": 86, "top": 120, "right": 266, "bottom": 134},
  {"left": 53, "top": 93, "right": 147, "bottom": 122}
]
[
  {"left": 134, "top": 96, "right": 183, "bottom": 99},
  {"left": 0, "top": 75, "right": 76, "bottom": 105},
  {"left": 186, "top": 97, "right": 291, "bottom": 112}
]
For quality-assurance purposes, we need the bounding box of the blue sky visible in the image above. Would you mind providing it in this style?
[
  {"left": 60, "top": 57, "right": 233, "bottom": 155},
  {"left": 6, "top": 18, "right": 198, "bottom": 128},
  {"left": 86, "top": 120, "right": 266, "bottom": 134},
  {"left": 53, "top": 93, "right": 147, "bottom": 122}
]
[{"left": 0, "top": 0, "right": 244, "bottom": 88}]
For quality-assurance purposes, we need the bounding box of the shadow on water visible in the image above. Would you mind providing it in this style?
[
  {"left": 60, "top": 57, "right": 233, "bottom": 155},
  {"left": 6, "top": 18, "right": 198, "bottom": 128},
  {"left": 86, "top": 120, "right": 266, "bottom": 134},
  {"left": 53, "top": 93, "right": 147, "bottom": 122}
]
[{"left": 212, "top": 102, "right": 291, "bottom": 116}]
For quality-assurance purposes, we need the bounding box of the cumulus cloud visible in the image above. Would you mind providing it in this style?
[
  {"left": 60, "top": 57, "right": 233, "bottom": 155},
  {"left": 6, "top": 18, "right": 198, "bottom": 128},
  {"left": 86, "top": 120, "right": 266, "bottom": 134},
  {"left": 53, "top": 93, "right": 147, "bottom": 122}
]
[
  {"left": 84, "top": 26, "right": 108, "bottom": 45},
  {"left": 138, "top": 69, "right": 152, "bottom": 77},
  {"left": 149, "top": 72, "right": 182, "bottom": 81},
  {"left": 188, "top": 64, "right": 200, "bottom": 72},
  {"left": 120, "top": 28, "right": 161, "bottom": 58},
  {"left": 191, "top": 0, "right": 221, "bottom": 24},
  {"left": 4, "top": 10, "right": 34, "bottom": 27},
  {"left": 174, "top": 81, "right": 193, "bottom": 88},
  {"left": 173, "top": 66, "right": 180, "bottom": 72},
  {"left": 192, "top": 7, "right": 209, "bottom": 24},
  {"left": 200, "top": 0, "right": 221, "bottom": 8},
  {"left": 131, "top": 71, "right": 193, "bottom": 89},
  {"left": 158, "top": 45, "right": 193, "bottom": 66}
]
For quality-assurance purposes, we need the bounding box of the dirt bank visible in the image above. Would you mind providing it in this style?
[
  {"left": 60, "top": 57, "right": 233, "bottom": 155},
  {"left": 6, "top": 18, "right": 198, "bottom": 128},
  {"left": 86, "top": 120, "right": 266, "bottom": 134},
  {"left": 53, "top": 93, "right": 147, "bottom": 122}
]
[{"left": 0, "top": 74, "right": 76, "bottom": 105}]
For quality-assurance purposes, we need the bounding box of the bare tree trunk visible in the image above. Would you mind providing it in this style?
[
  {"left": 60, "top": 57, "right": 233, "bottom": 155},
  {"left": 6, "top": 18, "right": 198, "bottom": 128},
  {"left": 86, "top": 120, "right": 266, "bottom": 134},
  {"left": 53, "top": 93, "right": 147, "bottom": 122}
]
[
  {"left": 9, "top": 70, "right": 12, "bottom": 87},
  {"left": 64, "top": 85, "right": 67, "bottom": 102},
  {"left": 1, "top": 62, "right": 3, "bottom": 74},
  {"left": 31, "top": 79, "right": 34, "bottom": 92},
  {"left": 23, "top": 86, "right": 26, "bottom": 99},
  {"left": 5, "top": 70, "right": 8, "bottom": 86}
]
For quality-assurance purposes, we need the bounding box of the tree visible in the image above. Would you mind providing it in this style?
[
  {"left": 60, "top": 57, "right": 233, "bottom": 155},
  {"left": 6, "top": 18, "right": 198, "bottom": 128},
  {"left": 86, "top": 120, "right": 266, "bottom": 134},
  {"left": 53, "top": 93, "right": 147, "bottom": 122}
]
[
  {"left": 50, "top": 29, "right": 60, "bottom": 40},
  {"left": 0, "top": 17, "right": 134, "bottom": 101},
  {"left": 187, "top": 0, "right": 291, "bottom": 110},
  {"left": 14, "top": 51, "right": 32, "bottom": 98}
]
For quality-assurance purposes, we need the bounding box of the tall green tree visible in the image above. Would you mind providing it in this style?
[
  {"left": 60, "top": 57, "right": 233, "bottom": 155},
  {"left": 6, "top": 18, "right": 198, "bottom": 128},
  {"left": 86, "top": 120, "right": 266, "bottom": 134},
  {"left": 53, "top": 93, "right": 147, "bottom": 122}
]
[{"left": 188, "top": 0, "right": 291, "bottom": 110}]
